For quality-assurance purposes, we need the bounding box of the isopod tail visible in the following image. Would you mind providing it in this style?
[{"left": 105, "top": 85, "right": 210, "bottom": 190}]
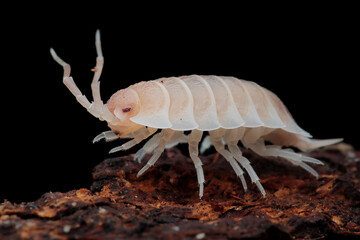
[
  {"left": 294, "top": 136, "right": 343, "bottom": 152},
  {"left": 264, "top": 129, "right": 343, "bottom": 152}
]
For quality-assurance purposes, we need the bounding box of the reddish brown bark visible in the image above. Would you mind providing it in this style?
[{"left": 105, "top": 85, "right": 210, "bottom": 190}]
[{"left": 1, "top": 146, "right": 359, "bottom": 239}]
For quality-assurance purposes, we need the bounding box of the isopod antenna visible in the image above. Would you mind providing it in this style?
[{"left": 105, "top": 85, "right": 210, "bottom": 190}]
[
  {"left": 91, "top": 30, "right": 104, "bottom": 114},
  {"left": 50, "top": 30, "right": 117, "bottom": 124}
]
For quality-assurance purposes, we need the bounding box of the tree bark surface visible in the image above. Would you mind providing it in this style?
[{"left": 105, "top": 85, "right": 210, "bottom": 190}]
[{"left": 1, "top": 146, "right": 359, "bottom": 239}]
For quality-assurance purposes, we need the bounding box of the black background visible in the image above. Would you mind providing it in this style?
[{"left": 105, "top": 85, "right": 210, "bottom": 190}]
[{"left": 1, "top": 5, "right": 359, "bottom": 203}]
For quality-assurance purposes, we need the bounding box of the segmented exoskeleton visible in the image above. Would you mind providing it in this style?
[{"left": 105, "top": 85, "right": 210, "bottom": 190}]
[{"left": 50, "top": 30, "right": 342, "bottom": 198}]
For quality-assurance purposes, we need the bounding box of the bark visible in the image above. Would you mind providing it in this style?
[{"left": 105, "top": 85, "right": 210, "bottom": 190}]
[{"left": 1, "top": 145, "right": 359, "bottom": 239}]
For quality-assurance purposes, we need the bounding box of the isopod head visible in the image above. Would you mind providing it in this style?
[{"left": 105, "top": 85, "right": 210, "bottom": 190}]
[{"left": 106, "top": 88, "right": 143, "bottom": 137}]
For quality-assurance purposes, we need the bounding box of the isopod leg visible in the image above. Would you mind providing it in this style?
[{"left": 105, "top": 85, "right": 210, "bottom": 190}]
[
  {"left": 227, "top": 141, "right": 266, "bottom": 197},
  {"left": 188, "top": 130, "right": 206, "bottom": 199},
  {"left": 134, "top": 131, "right": 188, "bottom": 163},
  {"left": 199, "top": 135, "right": 212, "bottom": 154},
  {"left": 248, "top": 139, "right": 322, "bottom": 179},
  {"left": 136, "top": 129, "right": 175, "bottom": 177},
  {"left": 134, "top": 133, "right": 161, "bottom": 163},
  {"left": 109, "top": 127, "right": 158, "bottom": 154},
  {"left": 93, "top": 131, "right": 119, "bottom": 143},
  {"left": 165, "top": 131, "right": 188, "bottom": 149},
  {"left": 209, "top": 130, "right": 248, "bottom": 192}
]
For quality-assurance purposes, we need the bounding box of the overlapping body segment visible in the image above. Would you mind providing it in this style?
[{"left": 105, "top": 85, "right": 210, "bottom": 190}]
[
  {"left": 132, "top": 75, "right": 309, "bottom": 136},
  {"left": 129, "top": 81, "right": 172, "bottom": 128},
  {"left": 157, "top": 77, "right": 198, "bottom": 130}
]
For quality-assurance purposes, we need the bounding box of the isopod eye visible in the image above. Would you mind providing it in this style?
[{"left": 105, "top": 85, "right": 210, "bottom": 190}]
[{"left": 122, "top": 107, "right": 132, "bottom": 113}]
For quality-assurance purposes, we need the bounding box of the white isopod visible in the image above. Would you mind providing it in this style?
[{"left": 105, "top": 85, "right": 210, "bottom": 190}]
[{"left": 50, "top": 30, "right": 342, "bottom": 198}]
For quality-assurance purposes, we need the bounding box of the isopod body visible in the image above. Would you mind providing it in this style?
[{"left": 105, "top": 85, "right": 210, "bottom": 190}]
[{"left": 50, "top": 30, "right": 342, "bottom": 198}]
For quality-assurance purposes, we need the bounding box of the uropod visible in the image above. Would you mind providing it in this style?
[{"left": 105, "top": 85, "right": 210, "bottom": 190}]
[{"left": 50, "top": 30, "right": 342, "bottom": 198}]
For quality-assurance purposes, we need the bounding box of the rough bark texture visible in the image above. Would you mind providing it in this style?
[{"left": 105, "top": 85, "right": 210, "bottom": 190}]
[{"left": 1, "top": 146, "right": 359, "bottom": 239}]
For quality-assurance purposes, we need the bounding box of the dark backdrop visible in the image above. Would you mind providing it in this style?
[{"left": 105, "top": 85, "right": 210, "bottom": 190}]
[{"left": 1, "top": 6, "right": 358, "bottom": 203}]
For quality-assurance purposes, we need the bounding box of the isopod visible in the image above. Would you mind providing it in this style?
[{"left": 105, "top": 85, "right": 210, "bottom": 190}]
[{"left": 50, "top": 30, "right": 342, "bottom": 198}]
